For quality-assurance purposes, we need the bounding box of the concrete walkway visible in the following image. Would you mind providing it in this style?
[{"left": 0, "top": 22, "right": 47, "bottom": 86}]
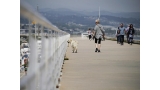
[{"left": 60, "top": 37, "right": 140, "bottom": 90}]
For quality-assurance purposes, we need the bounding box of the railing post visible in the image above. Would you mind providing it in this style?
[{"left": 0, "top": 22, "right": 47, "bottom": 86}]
[
  {"left": 50, "top": 30, "right": 55, "bottom": 90},
  {"left": 39, "top": 26, "right": 47, "bottom": 90},
  {"left": 55, "top": 31, "right": 59, "bottom": 87},
  {"left": 53, "top": 31, "right": 56, "bottom": 90},
  {"left": 47, "top": 29, "right": 52, "bottom": 90},
  {"left": 26, "top": 19, "right": 38, "bottom": 90}
]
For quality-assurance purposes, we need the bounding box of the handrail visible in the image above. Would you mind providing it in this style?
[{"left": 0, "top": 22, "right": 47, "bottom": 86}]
[{"left": 20, "top": 0, "right": 67, "bottom": 34}]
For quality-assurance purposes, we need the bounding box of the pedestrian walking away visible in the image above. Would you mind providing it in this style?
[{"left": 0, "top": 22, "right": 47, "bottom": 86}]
[{"left": 94, "top": 19, "right": 105, "bottom": 52}]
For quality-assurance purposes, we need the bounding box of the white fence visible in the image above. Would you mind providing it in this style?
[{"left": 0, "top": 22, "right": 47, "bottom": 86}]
[{"left": 20, "top": 1, "right": 70, "bottom": 90}]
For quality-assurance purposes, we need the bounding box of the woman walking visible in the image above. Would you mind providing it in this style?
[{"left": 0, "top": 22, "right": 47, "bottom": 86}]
[{"left": 127, "top": 24, "right": 135, "bottom": 45}]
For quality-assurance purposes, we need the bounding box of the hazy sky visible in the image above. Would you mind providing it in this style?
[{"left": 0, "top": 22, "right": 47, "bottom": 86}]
[{"left": 24, "top": 0, "right": 140, "bottom": 12}]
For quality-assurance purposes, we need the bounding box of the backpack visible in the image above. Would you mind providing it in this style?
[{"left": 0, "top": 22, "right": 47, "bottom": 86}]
[{"left": 97, "top": 25, "right": 105, "bottom": 40}]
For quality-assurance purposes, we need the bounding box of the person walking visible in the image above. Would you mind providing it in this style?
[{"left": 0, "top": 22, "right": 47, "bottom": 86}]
[
  {"left": 125, "top": 24, "right": 130, "bottom": 43},
  {"left": 91, "top": 29, "right": 95, "bottom": 40},
  {"left": 119, "top": 23, "right": 126, "bottom": 45},
  {"left": 94, "top": 19, "right": 105, "bottom": 52},
  {"left": 127, "top": 24, "right": 135, "bottom": 45},
  {"left": 116, "top": 27, "right": 120, "bottom": 44},
  {"left": 22, "top": 58, "right": 28, "bottom": 75},
  {"left": 87, "top": 28, "right": 92, "bottom": 41}
]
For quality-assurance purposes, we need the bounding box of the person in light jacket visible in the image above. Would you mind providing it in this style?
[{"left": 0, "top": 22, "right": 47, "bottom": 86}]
[{"left": 94, "top": 19, "right": 105, "bottom": 52}]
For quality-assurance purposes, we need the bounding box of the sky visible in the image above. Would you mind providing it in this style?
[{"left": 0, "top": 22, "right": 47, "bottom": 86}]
[{"left": 23, "top": 0, "right": 140, "bottom": 13}]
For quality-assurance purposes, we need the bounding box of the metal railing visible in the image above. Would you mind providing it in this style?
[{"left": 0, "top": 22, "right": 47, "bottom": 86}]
[{"left": 20, "top": 0, "right": 70, "bottom": 90}]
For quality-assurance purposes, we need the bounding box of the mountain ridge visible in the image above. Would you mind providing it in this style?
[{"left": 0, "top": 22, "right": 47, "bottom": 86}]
[{"left": 39, "top": 8, "right": 140, "bottom": 19}]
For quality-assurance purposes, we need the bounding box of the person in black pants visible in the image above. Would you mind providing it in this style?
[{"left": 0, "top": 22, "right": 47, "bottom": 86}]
[
  {"left": 125, "top": 25, "right": 130, "bottom": 43},
  {"left": 87, "top": 28, "right": 92, "bottom": 40},
  {"left": 94, "top": 19, "right": 105, "bottom": 52},
  {"left": 127, "top": 24, "right": 135, "bottom": 45},
  {"left": 119, "top": 23, "right": 126, "bottom": 45},
  {"left": 116, "top": 27, "right": 120, "bottom": 44}
]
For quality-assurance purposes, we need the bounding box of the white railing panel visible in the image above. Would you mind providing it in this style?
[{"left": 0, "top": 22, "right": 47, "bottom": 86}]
[{"left": 20, "top": 1, "right": 70, "bottom": 90}]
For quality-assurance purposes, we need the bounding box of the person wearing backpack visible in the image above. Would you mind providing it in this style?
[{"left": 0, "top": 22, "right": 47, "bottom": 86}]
[
  {"left": 93, "top": 19, "right": 105, "bottom": 52},
  {"left": 127, "top": 24, "right": 135, "bottom": 45}
]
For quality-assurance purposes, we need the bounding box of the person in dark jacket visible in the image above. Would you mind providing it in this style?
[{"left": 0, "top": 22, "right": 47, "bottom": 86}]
[
  {"left": 116, "top": 27, "right": 120, "bottom": 44},
  {"left": 125, "top": 24, "right": 130, "bottom": 43},
  {"left": 127, "top": 24, "right": 135, "bottom": 45}
]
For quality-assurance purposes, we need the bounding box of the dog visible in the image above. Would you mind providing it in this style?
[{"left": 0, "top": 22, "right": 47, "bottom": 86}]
[
  {"left": 67, "top": 39, "right": 72, "bottom": 47},
  {"left": 67, "top": 38, "right": 78, "bottom": 53}
]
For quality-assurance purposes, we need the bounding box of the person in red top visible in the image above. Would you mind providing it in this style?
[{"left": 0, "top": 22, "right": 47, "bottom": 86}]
[{"left": 23, "top": 58, "right": 28, "bottom": 75}]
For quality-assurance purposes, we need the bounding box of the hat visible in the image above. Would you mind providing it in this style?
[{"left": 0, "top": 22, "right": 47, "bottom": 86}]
[{"left": 95, "top": 19, "right": 100, "bottom": 23}]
